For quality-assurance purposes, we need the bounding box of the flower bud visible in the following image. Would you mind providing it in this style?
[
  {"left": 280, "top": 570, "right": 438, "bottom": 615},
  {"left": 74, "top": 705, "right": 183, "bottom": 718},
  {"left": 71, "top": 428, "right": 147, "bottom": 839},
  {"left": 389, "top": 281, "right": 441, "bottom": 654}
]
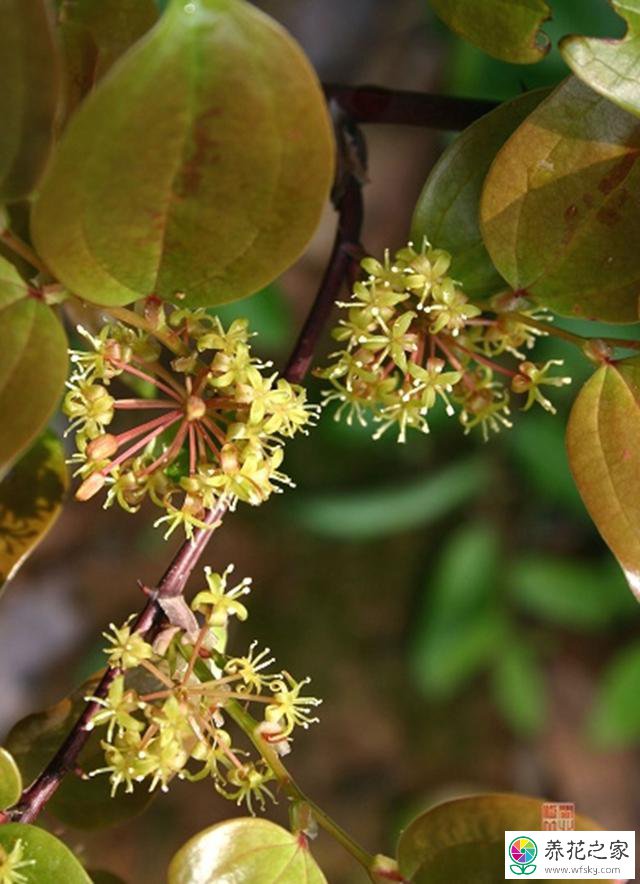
[
  {"left": 220, "top": 444, "right": 239, "bottom": 473},
  {"left": 511, "top": 374, "right": 530, "bottom": 394},
  {"left": 86, "top": 434, "right": 118, "bottom": 461},
  {"left": 370, "top": 855, "right": 406, "bottom": 882},
  {"left": 257, "top": 720, "right": 291, "bottom": 756},
  {"left": 425, "top": 356, "right": 445, "bottom": 373},
  {"left": 76, "top": 472, "right": 106, "bottom": 501}
]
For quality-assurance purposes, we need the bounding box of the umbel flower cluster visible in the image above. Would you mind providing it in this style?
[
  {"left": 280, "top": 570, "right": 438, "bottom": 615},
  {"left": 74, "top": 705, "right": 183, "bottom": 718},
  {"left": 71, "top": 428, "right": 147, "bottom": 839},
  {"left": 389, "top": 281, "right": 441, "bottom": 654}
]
[
  {"left": 317, "top": 239, "right": 572, "bottom": 441},
  {"left": 0, "top": 839, "right": 34, "bottom": 884},
  {"left": 64, "top": 302, "right": 316, "bottom": 537},
  {"left": 87, "top": 565, "right": 321, "bottom": 812}
]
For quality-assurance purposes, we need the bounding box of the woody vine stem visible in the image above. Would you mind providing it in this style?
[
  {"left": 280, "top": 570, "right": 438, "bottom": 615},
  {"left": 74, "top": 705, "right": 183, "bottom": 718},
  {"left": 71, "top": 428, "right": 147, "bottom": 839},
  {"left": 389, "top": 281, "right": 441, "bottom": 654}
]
[{"left": 0, "top": 83, "right": 626, "bottom": 878}]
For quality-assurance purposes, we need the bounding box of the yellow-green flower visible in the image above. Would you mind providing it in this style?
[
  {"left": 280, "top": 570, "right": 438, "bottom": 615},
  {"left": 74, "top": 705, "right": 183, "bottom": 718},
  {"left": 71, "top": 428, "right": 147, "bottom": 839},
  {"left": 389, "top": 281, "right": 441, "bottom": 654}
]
[
  {"left": 103, "top": 619, "right": 154, "bottom": 670},
  {"left": 191, "top": 565, "right": 251, "bottom": 627},
  {"left": 0, "top": 839, "right": 35, "bottom": 884},
  {"left": 511, "top": 360, "right": 572, "bottom": 413},
  {"left": 318, "top": 238, "right": 561, "bottom": 443},
  {"left": 64, "top": 305, "right": 313, "bottom": 539}
]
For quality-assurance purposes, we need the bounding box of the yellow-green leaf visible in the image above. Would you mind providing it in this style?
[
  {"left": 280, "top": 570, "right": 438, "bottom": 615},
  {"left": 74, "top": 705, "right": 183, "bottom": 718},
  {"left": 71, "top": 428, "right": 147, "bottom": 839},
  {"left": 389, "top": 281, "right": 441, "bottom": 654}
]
[
  {"left": 5, "top": 678, "right": 154, "bottom": 830},
  {"left": 59, "top": 0, "right": 158, "bottom": 79},
  {"left": 397, "top": 794, "right": 607, "bottom": 883},
  {"left": 561, "top": 1, "right": 640, "bottom": 119},
  {"left": 32, "top": 0, "right": 335, "bottom": 308},
  {"left": 481, "top": 77, "right": 640, "bottom": 322},
  {"left": 566, "top": 357, "right": 640, "bottom": 598},
  {"left": 0, "top": 431, "right": 68, "bottom": 592},
  {"left": 412, "top": 89, "right": 547, "bottom": 299},
  {"left": 0, "top": 823, "right": 91, "bottom": 884},
  {"left": 428, "top": 0, "right": 551, "bottom": 64},
  {"left": 0, "top": 747, "right": 22, "bottom": 810},
  {"left": 0, "top": 259, "right": 68, "bottom": 471},
  {"left": 57, "top": 0, "right": 158, "bottom": 120},
  {"left": 0, "top": 0, "right": 62, "bottom": 201},
  {"left": 168, "top": 818, "right": 327, "bottom": 884}
]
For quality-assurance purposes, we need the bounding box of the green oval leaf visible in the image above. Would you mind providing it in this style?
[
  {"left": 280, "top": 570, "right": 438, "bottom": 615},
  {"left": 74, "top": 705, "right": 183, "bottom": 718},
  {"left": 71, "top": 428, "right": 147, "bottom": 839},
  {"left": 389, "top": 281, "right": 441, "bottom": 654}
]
[
  {"left": 0, "top": 747, "right": 22, "bottom": 810},
  {"left": 60, "top": 0, "right": 158, "bottom": 80},
  {"left": 428, "top": 0, "right": 551, "bottom": 64},
  {"left": 32, "top": 0, "right": 334, "bottom": 308},
  {"left": 481, "top": 77, "right": 640, "bottom": 322},
  {"left": 168, "top": 818, "right": 327, "bottom": 884},
  {"left": 0, "top": 823, "right": 91, "bottom": 883},
  {"left": 508, "top": 555, "right": 638, "bottom": 629},
  {"left": 588, "top": 639, "right": 640, "bottom": 747},
  {"left": 0, "top": 431, "right": 68, "bottom": 592},
  {"left": 0, "top": 258, "right": 68, "bottom": 470},
  {"left": 566, "top": 357, "right": 640, "bottom": 597},
  {"left": 5, "top": 678, "right": 154, "bottom": 830},
  {"left": 561, "top": 1, "right": 640, "bottom": 119},
  {"left": 57, "top": 0, "right": 158, "bottom": 120},
  {"left": 491, "top": 642, "right": 546, "bottom": 737},
  {"left": 0, "top": 0, "right": 62, "bottom": 201},
  {"left": 411, "top": 524, "right": 503, "bottom": 698},
  {"left": 397, "top": 795, "right": 607, "bottom": 883},
  {"left": 412, "top": 89, "right": 547, "bottom": 299}
]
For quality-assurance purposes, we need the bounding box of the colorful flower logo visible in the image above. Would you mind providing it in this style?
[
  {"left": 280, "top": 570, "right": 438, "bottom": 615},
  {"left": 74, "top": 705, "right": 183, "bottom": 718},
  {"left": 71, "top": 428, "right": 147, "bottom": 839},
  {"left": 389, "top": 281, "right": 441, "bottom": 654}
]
[{"left": 508, "top": 836, "right": 538, "bottom": 876}]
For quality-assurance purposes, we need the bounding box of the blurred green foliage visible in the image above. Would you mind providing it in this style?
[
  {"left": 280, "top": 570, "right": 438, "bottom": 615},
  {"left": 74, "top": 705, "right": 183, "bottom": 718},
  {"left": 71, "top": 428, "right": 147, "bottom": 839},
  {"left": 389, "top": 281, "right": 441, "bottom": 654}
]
[
  {"left": 410, "top": 523, "right": 504, "bottom": 698},
  {"left": 589, "top": 641, "right": 640, "bottom": 747}
]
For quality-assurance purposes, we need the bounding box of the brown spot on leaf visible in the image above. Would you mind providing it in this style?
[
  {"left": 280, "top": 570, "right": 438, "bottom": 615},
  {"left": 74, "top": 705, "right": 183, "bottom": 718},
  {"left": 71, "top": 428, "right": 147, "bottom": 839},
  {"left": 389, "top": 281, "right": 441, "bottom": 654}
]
[
  {"left": 614, "top": 187, "right": 630, "bottom": 208},
  {"left": 582, "top": 192, "right": 595, "bottom": 208},
  {"left": 598, "top": 152, "right": 639, "bottom": 195},
  {"left": 176, "top": 106, "right": 224, "bottom": 198},
  {"left": 597, "top": 205, "right": 621, "bottom": 226},
  {"left": 563, "top": 203, "right": 579, "bottom": 244}
]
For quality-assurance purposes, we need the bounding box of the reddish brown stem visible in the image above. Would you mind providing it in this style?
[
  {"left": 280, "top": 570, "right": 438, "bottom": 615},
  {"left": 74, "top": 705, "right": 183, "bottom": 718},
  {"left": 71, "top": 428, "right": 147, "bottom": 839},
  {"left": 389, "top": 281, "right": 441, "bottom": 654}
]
[
  {"left": 114, "top": 399, "right": 178, "bottom": 410},
  {"left": 11, "top": 500, "right": 227, "bottom": 823},
  {"left": 449, "top": 338, "right": 517, "bottom": 378},
  {"left": 323, "top": 83, "right": 497, "bottom": 128},
  {"left": 114, "top": 360, "right": 183, "bottom": 401},
  {"left": 104, "top": 412, "right": 182, "bottom": 475},
  {"left": 285, "top": 103, "right": 366, "bottom": 384}
]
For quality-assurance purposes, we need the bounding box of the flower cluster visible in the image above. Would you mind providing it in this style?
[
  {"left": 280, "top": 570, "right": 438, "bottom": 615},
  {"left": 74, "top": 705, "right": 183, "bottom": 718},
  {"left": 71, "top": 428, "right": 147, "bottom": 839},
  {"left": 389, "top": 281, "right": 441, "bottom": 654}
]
[
  {"left": 0, "top": 839, "right": 35, "bottom": 884},
  {"left": 64, "top": 302, "right": 316, "bottom": 537},
  {"left": 317, "top": 239, "right": 571, "bottom": 441},
  {"left": 87, "top": 565, "right": 321, "bottom": 813}
]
